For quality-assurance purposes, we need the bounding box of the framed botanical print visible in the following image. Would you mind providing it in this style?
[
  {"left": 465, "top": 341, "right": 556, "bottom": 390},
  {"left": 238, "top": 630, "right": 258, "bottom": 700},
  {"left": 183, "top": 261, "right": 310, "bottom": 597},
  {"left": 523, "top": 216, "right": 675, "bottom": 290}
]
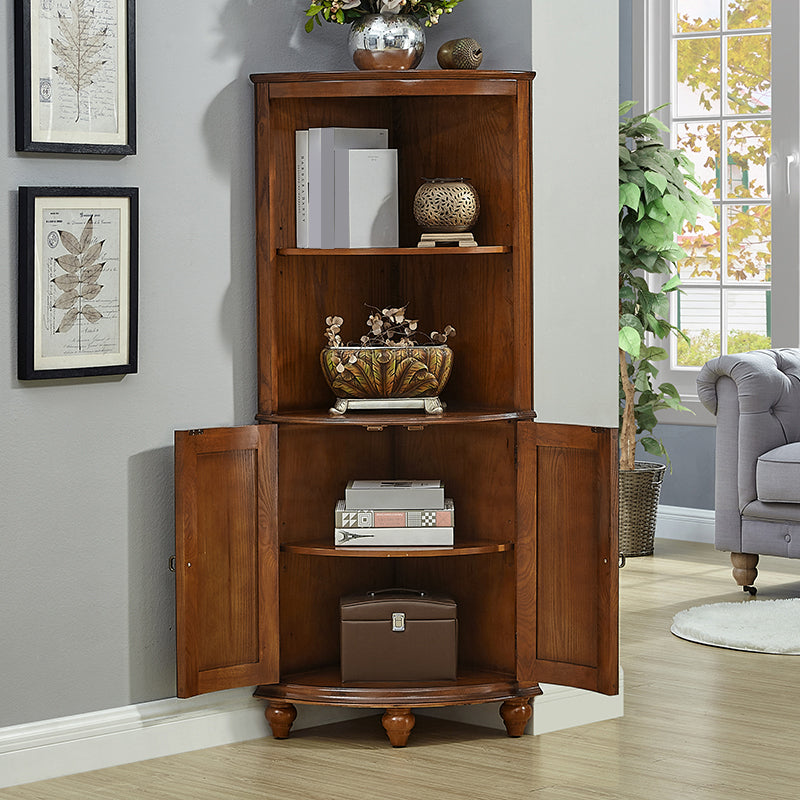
[
  {"left": 18, "top": 187, "right": 139, "bottom": 380},
  {"left": 14, "top": 0, "right": 136, "bottom": 154}
]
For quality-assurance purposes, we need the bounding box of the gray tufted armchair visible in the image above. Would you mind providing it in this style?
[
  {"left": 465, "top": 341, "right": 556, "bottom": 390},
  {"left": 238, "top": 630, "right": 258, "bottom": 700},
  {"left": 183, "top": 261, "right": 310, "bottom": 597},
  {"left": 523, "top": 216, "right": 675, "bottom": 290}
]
[{"left": 697, "top": 348, "right": 800, "bottom": 594}]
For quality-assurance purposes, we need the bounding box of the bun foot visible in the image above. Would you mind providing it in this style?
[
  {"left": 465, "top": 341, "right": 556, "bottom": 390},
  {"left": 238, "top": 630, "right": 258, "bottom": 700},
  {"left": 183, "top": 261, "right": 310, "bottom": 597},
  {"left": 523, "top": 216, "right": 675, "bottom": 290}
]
[
  {"left": 382, "top": 708, "right": 415, "bottom": 747},
  {"left": 731, "top": 552, "right": 758, "bottom": 592},
  {"left": 265, "top": 701, "right": 297, "bottom": 739},
  {"left": 500, "top": 697, "right": 533, "bottom": 737}
]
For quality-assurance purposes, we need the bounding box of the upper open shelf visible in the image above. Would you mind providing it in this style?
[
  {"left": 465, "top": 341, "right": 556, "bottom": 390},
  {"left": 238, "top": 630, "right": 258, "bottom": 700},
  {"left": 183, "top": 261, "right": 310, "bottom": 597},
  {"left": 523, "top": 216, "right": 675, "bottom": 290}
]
[{"left": 277, "top": 246, "right": 511, "bottom": 256}]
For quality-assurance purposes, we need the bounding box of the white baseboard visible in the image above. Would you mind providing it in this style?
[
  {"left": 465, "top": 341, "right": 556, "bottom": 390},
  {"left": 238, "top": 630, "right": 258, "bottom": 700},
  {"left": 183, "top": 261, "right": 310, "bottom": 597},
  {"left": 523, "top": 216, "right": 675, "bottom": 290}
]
[
  {"left": 0, "top": 671, "right": 625, "bottom": 789},
  {"left": 0, "top": 689, "right": 371, "bottom": 789},
  {"left": 656, "top": 504, "right": 715, "bottom": 544}
]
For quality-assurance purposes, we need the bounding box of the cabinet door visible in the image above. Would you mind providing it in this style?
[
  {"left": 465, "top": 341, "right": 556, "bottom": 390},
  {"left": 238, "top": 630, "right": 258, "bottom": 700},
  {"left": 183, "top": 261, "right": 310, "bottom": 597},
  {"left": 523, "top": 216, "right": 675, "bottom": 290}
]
[
  {"left": 175, "top": 425, "right": 279, "bottom": 697},
  {"left": 516, "top": 421, "right": 619, "bottom": 695}
]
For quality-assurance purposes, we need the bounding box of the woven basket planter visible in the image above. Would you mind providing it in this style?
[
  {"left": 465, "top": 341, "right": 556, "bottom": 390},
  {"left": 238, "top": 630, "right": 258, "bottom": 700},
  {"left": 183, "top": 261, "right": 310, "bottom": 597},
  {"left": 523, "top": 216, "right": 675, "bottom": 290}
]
[{"left": 619, "top": 461, "right": 666, "bottom": 557}]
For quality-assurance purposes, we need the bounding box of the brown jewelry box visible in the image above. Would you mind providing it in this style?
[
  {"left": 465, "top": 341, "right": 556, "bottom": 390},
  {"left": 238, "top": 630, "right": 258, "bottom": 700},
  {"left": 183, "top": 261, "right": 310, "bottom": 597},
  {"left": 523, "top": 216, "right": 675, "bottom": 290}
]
[{"left": 340, "top": 590, "right": 458, "bottom": 682}]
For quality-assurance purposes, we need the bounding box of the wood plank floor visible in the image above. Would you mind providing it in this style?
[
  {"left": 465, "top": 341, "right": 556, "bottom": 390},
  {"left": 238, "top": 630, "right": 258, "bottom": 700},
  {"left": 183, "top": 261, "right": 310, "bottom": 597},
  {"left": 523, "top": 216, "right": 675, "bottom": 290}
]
[{"left": 4, "top": 539, "right": 800, "bottom": 799}]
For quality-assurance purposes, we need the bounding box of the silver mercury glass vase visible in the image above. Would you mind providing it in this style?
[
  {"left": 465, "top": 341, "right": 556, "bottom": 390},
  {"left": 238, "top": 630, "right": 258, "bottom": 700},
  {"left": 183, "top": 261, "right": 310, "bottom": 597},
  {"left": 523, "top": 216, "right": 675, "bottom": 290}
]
[{"left": 348, "top": 13, "right": 425, "bottom": 71}]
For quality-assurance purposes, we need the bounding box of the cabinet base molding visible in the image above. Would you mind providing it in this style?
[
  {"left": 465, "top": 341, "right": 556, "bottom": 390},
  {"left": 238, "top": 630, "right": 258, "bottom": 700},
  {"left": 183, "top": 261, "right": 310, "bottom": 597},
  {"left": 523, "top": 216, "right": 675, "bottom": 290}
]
[{"left": 256, "top": 670, "right": 544, "bottom": 746}]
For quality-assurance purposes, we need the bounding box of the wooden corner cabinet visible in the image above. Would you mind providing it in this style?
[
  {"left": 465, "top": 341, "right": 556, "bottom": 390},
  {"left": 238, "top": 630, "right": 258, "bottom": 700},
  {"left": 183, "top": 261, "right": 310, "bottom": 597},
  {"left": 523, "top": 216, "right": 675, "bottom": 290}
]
[{"left": 174, "top": 71, "right": 619, "bottom": 747}]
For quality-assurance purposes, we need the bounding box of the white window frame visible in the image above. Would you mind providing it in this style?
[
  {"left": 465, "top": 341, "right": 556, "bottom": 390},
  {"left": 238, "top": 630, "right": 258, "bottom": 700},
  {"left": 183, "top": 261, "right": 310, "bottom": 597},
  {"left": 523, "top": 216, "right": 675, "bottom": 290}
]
[{"left": 631, "top": 0, "right": 800, "bottom": 422}]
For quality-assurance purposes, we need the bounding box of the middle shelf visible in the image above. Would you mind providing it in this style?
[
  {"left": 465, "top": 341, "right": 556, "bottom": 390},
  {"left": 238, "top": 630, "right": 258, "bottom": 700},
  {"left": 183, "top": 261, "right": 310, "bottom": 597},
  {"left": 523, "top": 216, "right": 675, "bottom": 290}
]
[{"left": 257, "top": 409, "right": 536, "bottom": 426}]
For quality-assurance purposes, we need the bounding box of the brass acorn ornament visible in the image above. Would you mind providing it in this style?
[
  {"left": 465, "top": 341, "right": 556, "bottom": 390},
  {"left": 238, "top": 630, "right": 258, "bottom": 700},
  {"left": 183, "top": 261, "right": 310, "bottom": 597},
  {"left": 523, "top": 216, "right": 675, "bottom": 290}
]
[{"left": 437, "top": 37, "right": 483, "bottom": 70}]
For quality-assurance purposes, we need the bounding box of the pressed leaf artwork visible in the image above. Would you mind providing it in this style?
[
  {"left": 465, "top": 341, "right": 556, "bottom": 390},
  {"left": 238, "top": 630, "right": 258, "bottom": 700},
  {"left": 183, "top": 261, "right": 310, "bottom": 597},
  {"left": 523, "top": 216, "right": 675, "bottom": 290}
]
[
  {"left": 52, "top": 216, "right": 106, "bottom": 346},
  {"left": 50, "top": 0, "right": 109, "bottom": 122}
]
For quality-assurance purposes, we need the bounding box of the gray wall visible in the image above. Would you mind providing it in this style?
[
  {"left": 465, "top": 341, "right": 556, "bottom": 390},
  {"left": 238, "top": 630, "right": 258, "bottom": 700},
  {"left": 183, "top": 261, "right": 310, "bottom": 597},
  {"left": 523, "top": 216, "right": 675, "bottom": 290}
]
[
  {"left": 636, "top": 425, "right": 715, "bottom": 510},
  {"left": 0, "top": 2, "right": 533, "bottom": 728}
]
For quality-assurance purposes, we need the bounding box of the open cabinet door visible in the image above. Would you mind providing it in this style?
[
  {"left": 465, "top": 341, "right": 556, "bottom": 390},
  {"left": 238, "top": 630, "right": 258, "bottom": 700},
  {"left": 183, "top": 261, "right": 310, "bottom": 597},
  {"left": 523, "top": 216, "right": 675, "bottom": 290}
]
[
  {"left": 517, "top": 421, "right": 619, "bottom": 695},
  {"left": 175, "top": 425, "right": 279, "bottom": 697}
]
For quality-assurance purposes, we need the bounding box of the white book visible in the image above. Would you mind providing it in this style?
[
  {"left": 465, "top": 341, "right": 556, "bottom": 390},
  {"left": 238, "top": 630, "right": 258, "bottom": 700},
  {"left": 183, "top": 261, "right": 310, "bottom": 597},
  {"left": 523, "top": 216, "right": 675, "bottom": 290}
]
[
  {"left": 316, "top": 127, "right": 388, "bottom": 248},
  {"left": 334, "top": 149, "right": 399, "bottom": 248},
  {"left": 295, "top": 130, "right": 309, "bottom": 248},
  {"left": 307, "top": 128, "right": 323, "bottom": 247},
  {"left": 334, "top": 527, "right": 454, "bottom": 547},
  {"left": 345, "top": 480, "right": 445, "bottom": 510}
]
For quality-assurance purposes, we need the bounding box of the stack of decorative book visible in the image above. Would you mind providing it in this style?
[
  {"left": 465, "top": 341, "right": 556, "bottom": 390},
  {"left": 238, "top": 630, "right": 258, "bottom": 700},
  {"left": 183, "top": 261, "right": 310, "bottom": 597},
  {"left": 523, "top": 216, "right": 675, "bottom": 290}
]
[
  {"left": 334, "top": 480, "right": 454, "bottom": 547},
  {"left": 295, "top": 127, "right": 398, "bottom": 248}
]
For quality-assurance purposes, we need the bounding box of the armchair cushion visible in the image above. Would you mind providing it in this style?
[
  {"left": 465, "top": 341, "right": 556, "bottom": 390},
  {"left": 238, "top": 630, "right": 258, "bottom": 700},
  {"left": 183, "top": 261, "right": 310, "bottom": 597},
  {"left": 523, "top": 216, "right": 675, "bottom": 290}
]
[{"left": 757, "top": 442, "right": 800, "bottom": 503}]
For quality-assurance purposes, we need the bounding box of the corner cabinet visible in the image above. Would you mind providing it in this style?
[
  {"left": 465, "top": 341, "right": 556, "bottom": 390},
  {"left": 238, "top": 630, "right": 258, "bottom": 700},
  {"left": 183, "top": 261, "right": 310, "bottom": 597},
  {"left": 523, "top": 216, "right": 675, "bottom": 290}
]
[{"left": 174, "top": 71, "right": 619, "bottom": 747}]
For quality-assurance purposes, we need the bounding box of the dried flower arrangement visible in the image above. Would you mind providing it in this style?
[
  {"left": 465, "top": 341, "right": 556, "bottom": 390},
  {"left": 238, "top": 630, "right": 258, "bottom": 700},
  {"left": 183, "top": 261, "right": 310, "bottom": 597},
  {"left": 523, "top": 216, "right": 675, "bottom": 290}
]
[
  {"left": 325, "top": 304, "right": 455, "bottom": 352},
  {"left": 304, "top": 0, "right": 464, "bottom": 32}
]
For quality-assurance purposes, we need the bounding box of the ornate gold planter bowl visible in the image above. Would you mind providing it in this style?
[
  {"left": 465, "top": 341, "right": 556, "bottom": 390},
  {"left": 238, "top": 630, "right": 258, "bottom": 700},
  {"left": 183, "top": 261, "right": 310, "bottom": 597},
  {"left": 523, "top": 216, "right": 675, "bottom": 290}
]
[{"left": 320, "top": 345, "right": 453, "bottom": 415}]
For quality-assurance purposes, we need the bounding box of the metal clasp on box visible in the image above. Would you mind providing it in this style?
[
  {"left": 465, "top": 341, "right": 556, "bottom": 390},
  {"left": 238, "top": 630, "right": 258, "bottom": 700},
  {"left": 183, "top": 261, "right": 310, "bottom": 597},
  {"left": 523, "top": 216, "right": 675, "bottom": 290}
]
[{"left": 392, "top": 612, "right": 405, "bottom": 632}]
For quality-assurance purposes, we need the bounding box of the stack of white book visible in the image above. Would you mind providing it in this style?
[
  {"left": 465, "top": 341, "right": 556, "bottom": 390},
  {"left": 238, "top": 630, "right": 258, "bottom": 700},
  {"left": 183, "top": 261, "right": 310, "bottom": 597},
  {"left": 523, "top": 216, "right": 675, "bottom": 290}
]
[
  {"left": 334, "top": 480, "right": 454, "bottom": 547},
  {"left": 295, "top": 127, "right": 398, "bottom": 249}
]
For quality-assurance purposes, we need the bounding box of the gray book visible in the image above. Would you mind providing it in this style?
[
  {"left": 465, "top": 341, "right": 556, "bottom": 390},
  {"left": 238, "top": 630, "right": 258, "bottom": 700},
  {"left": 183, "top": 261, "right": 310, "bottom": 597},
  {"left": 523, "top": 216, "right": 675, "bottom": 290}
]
[
  {"left": 344, "top": 479, "right": 445, "bottom": 510},
  {"left": 316, "top": 127, "right": 389, "bottom": 248}
]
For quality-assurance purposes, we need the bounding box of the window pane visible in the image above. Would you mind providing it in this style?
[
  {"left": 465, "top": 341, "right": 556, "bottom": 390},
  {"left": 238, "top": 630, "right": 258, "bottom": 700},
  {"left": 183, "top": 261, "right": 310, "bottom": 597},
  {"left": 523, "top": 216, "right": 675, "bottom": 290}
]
[
  {"left": 727, "top": 34, "right": 771, "bottom": 114},
  {"left": 726, "top": 204, "right": 771, "bottom": 283},
  {"left": 725, "top": 119, "right": 770, "bottom": 199},
  {"left": 676, "top": 37, "right": 721, "bottom": 116},
  {"left": 676, "top": 0, "right": 722, "bottom": 33},
  {"left": 676, "top": 122, "right": 721, "bottom": 198},
  {"left": 726, "top": 0, "right": 770, "bottom": 30},
  {"left": 676, "top": 289, "right": 721, "bottom": 366},
  {"left": 679, "top": 210, "right": 721, "bottom": 282},
  {"left": 726, "top": 289, "right": 771, "bottom": 353}
]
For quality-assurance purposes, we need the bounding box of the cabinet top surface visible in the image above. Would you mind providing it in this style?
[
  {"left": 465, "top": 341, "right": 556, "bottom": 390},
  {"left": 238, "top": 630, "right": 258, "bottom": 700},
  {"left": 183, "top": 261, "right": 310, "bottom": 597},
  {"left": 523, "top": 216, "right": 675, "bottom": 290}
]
[{"left": 250, "top": 69, "right": 535, "bottom": 84}]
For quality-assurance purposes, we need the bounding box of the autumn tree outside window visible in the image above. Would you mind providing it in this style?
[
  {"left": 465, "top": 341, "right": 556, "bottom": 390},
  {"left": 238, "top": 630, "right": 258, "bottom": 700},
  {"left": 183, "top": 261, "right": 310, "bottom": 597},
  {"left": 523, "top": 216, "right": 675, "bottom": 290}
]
[{"left": 631, "top": 0, "right": 800, "bottom": 409}]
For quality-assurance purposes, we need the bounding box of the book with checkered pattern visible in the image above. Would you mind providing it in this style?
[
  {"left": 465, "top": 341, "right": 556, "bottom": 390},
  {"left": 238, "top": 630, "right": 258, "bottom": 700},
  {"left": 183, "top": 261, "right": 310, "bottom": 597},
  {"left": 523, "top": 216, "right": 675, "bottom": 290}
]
[{"left": 335, "top": 498, "right": 454, "bottom": 528}]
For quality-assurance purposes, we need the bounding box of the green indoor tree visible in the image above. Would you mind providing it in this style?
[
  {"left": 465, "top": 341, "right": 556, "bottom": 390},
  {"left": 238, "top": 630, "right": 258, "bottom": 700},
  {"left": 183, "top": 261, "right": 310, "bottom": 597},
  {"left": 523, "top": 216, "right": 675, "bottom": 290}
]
[{"left": 618, "top": 102, "right": 714, "bottom": 472}]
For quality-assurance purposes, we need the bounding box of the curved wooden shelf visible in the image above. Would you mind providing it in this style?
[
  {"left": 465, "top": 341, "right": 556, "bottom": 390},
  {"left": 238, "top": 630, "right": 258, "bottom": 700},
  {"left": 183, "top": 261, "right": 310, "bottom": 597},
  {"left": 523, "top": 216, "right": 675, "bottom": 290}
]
[
  {"left": 254, "top": 667, "right": 542, "bottom": 709},
  {"left": 282, "top": 539, "right": 513, "bottom": 558},
  {"left": 257, "top": 409, "right": 535, "bottom": 426},
  {"left": 277, "top": 246, "right": 510, "bottom": 256}
]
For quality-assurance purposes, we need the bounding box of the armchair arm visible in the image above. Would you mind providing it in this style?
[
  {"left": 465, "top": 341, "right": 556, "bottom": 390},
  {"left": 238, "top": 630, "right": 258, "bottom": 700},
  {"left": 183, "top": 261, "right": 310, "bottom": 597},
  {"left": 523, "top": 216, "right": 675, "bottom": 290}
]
[{"left": 696, "top": 349, "right": 800, "bottom": 543}]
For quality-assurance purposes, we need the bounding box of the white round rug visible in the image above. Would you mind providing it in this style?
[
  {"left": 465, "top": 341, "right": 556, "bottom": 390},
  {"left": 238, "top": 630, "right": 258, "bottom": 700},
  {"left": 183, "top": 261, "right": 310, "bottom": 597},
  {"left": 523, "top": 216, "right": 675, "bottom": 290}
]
[{"left": 671, "top": 598, "right": 800, "bottom": 654}]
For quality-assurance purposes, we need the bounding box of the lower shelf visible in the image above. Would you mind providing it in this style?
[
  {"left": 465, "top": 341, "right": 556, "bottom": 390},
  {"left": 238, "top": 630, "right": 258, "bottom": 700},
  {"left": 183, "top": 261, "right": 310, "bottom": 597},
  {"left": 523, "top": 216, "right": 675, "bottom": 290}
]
[
  {"left": 281, "top": 539, "right": 513, "bottom": 557},
  {"left": 253, "top": 666, "right": 541, "bottom": 708}
]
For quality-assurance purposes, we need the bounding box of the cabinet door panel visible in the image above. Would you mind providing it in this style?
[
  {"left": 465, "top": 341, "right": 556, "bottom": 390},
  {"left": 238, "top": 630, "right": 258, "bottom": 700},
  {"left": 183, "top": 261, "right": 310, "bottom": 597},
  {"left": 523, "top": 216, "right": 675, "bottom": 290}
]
[
  {"left": 175, "top": 426, "right": 279, "bottom": 697},
  {"left": 517, "top": 421, "right": 619, "bottom": 695}
]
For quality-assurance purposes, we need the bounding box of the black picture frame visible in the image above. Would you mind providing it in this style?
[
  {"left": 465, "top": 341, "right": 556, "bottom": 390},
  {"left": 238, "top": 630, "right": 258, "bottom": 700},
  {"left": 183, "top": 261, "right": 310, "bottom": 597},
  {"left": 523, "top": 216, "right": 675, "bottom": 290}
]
[
  {"left": 14, "top": 0, "right": 136, "bottom": 155},
  {"left": 18, "top": 187, "right": 139, "bottom": 380}
]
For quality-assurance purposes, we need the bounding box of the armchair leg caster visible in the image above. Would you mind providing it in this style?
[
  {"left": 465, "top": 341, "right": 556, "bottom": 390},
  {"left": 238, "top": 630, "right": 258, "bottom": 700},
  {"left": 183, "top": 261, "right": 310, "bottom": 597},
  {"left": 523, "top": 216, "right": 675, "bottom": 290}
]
[{"left": 743, "top": 585, "right": 757, "bottom": 596}]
